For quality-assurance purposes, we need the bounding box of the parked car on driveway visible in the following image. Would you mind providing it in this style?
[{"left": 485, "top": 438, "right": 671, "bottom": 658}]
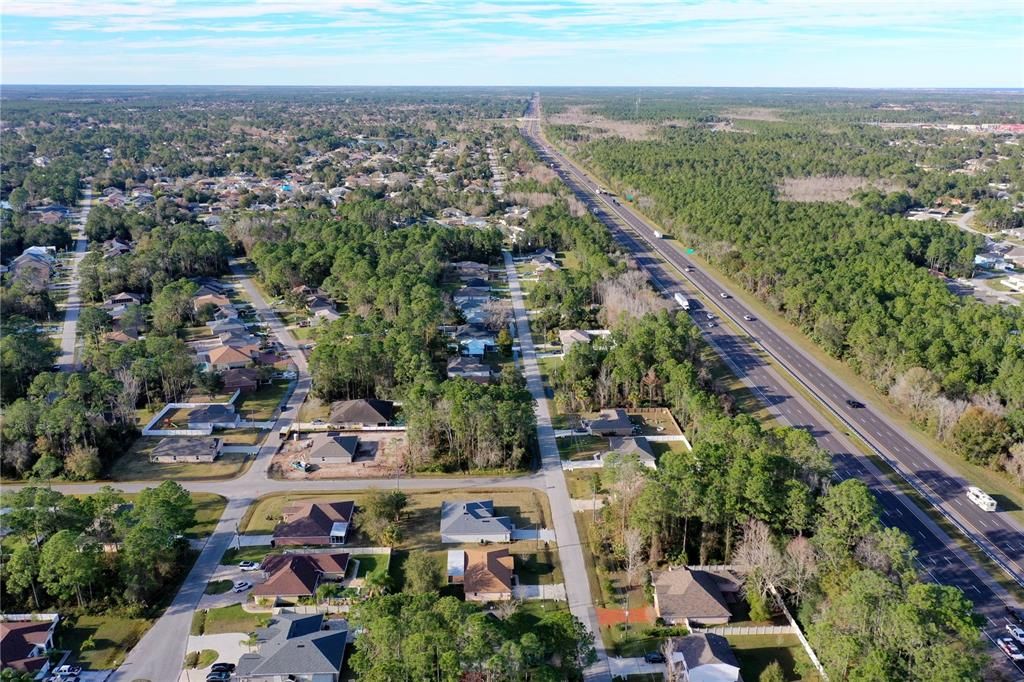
[
  {"left": 232, "top": 580, "right": 253, "bottom": 593},
  {"left": 643, "top": 651, "right": 665, "bottom": 663},
  {"left": 210, "top": 663, "right": 236, "bottom": 673},
  {"left": 53, "top": 666, "right": 82, "bottom": 676},
  {"left": 238, "top": 561, "right": 260, "bottom": 571}
]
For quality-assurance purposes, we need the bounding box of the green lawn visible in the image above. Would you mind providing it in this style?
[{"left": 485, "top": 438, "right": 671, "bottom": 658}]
[
  {"left": 603, "top": 623, "right": 664, "bottom": 658},
  {"left": 202, "top": 604, "right": 263, "bottom": 635},
  {"left": 557, "top": 435, "right": 607, "bottom": 461},
  {"left": 108, "top": 438, "right": 253, "bottom": 482},
  {"left": 240, "top": 489, "right": 553, "bottom": 555},
  {"left": 514, "top": 549, "right": 562, "bottom": 585},
  {"left": 235, "top": 379, "right": 292, "bottom": 420},
  {"left": 205, "top": 579, "right": 233, "bottom": 595},
  {"left": 730, "top": 633, "right": 822, "bottom": 681},
  {"left": 352, "top": 554, "right": 387, "bottom": 577},
  {"left": 191, "top": 493, "right": 228, "bottom": 538},
  {"left": 58, "top": 615, "right": 151, "bottom": 669},
  {"left": 564, "top": 469, "right": 603, "bottom": 500},
  {"left": 221, "top": 545, "right": 276, "bottom": 565}
]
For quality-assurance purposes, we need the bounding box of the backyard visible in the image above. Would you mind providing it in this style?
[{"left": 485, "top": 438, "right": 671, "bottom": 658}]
[
  {"left": 730, "top": 633, "right": 822, "bottom": 681},
  {"left": 57, "top": 615, "right": 151, "bottom": 670}
]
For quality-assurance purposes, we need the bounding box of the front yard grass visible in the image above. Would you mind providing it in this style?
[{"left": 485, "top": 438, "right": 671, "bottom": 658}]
[
  {"left": 58, "top": 614, "right": 151, "bottom": 669},
  {"left": 190, "top": 493, "right": 228, "bottom": 538},
  {"left": 239, "top": 489, "right": 554, "bottom": 559},
  {"left": 235, "top": 379, "right": 291, "bottom": 420},
  {"left": 108, "top": 438, "right": 253, "bottom": 482},
  {"left": 202, "top": 604, "right": 262, "bottom": 635},
  {"left": 205, "top": 579, "right": 233, "bottom": 595}
]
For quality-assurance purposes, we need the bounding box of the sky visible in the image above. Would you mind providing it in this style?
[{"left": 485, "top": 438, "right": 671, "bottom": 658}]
[{"left": 2, "top": 0, "right": 1023, "bottom": 88}]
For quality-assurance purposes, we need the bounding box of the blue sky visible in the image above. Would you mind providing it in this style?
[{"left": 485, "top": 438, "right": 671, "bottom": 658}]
[{"left": 3, "top": 1, "right": 1022, "bottom": 87}]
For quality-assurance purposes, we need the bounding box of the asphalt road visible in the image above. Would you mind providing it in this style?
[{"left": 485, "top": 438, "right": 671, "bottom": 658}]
[
  {"left": 520, "top": 102, "right": 1024, "bottom": 672},
  {"left": 504, "top": 251, "right": 612, "bottom": 681},
  {"left": 56, "top": 187, "right": 93, "bottom": 371}
]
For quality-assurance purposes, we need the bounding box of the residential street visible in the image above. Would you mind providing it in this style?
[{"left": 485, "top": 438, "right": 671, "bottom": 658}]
[
  {"left": 504, "top": 251, "right": 612, "bottom": 681},
  {"left": 56, "top": 187, "right": 93, "bottom": 371}
]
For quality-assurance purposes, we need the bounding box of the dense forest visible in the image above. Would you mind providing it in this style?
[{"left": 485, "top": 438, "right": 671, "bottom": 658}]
[{"left": 550, "top": 117, "right": 1024, "bottom": 475}]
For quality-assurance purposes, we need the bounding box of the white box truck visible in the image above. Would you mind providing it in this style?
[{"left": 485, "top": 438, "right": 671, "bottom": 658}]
[
  {"left": 653, "top": 230, "right": 663, "bottom": 238},
  {"left": 673, "top": 293, "right": 690, "bottom": 311}
]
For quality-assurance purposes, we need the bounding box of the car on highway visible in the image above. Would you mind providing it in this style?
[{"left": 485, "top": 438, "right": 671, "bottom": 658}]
[
  {"left": 997, "top": 638, "right": 1024, "bottom": 662},
  {"left": 845, "top": 399, "right": 865, "bottom": 408},
  {"left": 707, "top": 322, "right": 716, "bottom": 329},
  {"left": 743, "top": 314, "right": 755, "bottom": 321},
  {"left": 1006, "top": 624, "right": 1024, "bottom": 644},
  {"left": 684, "top": 266, "right": 695, "bottom": 272},
  {"left": 643, "top": 651, "right": 666, "bottom": 663},
  {"left": 1006, "top": 605, "right": 1023, "bottom": 624},
  {"left": 232, "top": 580, "right": 253, "bottom": 593},
  {"left": 719, "top": 292, "right": 730, "bottom": 298},
  {"left": 238, "top": 560, "right": 260, "bottom": 571}
]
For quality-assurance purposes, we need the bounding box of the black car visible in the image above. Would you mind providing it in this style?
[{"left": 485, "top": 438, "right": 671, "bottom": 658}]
[
  {"left": 643, "top": 651, "right": 666, "bottom": 664},
  {"left": 206, "top": 673, "right": 231, "bottom": 682},
  {"left": 845, "top": 399, "right": 865, "bottom": 409},
  {"left": 210, "top": 663, "right": 236, "bottom": 673},
  {"left": 1007, "top": 605, "right": 1023, "bottom": 624}
]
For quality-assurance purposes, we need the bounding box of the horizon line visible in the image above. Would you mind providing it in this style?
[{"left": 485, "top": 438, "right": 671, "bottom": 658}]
[{"left": 3, "top": 83, "right": 1024, "bottom": 91}]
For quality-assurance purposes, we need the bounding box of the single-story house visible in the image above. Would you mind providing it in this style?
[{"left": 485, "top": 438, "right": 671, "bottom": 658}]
[
  {"left": 307, "top": 433, "right": 359, "bottom": 465},
  {"left": 207, "top": 317, "right": 247, "bottom": 335},
  {"left": 273, "top": 501, "right": 356, "bottom": 547},
  {"left": 221, "top": 367, "right": 262, "bottom": 393},
  {"left": 206, "top": 344, "right": 254, "bottom": 371},
  {"left": 450, "top": 324, "right": 496, "bottom": 357},
  {"left": 0, "top": 614, "right": 59, "bottom": 676},
  {"left": 588, "top": 409, "right": 635, "bottom": 437},
  {"left": 328, "top": 399, "right": 394, "bottom": 428},
  {"left": 185, "top": 404, "right": 239, "bottom": 430},
  {"left": 448, "top": 548, "right": 515, "bottom": 602},
  {"left": 447, "top": 356, "right": 493, "bottom": 383},
  {"left": 605, "top": 436, "right": 657, "bottom": 469},
  {"left": 440, "top": 500, "right": 513, "bottom": 544},
  {"left": 234, "top": 613, "right": 348, "bottom": 682},
  {"left": 150, "top": 437, "right": 223, "bottom": 463},
  {"left": 453, "top": 286, "right": 491, "bottom": 306},
  {"left": 450, "top": 260, "right": 490, "bottom": 282},
  {"left": 103, "top": 329, "right": 138, "bottom": 344},
  {"left": 558, "top": 329, "right": 612, "bottom": 352},
  {"left": 193, "top": 293, "right": 231, "bottom": 312},
  {"left": 669, "top": 633, "right": 741, "bottom": 682},
  {"left": 653, "top": 567, "right": 734, "bottom": 626},
  {"left": 105, "top": 291, "right": 144, "bottom": 307},
  {"left": 253, "top": 552, "right": 350, "bottom": 604}
]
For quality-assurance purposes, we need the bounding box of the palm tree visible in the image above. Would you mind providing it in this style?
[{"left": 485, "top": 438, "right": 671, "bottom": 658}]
[{"left": 362, "top": 568, "right": 391, "bottom": 598}]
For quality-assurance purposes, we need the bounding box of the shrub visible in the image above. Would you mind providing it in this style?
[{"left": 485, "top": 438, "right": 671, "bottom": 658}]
[
  {"left": 184, "top": 651, "right": 199, "bottom": 668},
  {"left": 190, "top": 610, "right": 207, "bottom": 636}
]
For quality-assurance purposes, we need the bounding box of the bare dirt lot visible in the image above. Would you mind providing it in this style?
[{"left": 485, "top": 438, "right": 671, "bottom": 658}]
[
  {"left": 271, "top": 430, "right": 408, "bottom": 479},
  {"left": 776, "top": 175, "right": 903, "bottom": 203},
  {"left": 549, "top": 105, "right": 662, "bottom": 140}
]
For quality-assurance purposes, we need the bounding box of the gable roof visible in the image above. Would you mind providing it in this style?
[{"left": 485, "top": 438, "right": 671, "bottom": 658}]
[
  {"left": 222, "top": 367, "right": 261, "bottom": 385},
  {"left": 235, "top": 614, "right": 347, "bottom": 677},
  {"left": 673, "top": 633, "right": 740, "bottom": 673},
  {"left": 463, "top": 548, "right": 514, "bottom": 594},
  {"left": 607, "top": 436, "right": 655, "bottom": 462},
  {"left": 275, "top": 501, "right": 355, "bottom": 540},
  {"left": 328, "top": 399, "right": 393, "bottom": 425},
  {"left": 309, "top": 434, "right": 359, "bottom": 461},
  {"left": 186, "top": 404, "right": 236, "bottom": 424},
  {"left": 589, "top": 408, "right": 632, "bottom": 432},
  {"left": 151, "top": 437, "right": 221, "bottom": 459},
  {"left": 440, "top": 500, "right": 513, "bottom": 537},
  {"left": 0, "top": 619, "right": 54, "bottom": 671},
  {"left": 654, "top": 567, "right": 731, "bottom": 621},
  {"left": 207, "top": 345, "right": 254, "bottom": 365},
  {"left": 254, "top": 553, "right": 350, "bottom": 598}
]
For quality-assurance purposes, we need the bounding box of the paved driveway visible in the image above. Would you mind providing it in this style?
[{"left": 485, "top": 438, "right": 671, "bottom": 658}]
[
  {"left": 511, "top": 528, "right": 556, "bottom": 542},
  {"left": 513, "top": 583, "right": 567, "bottom": 601}
]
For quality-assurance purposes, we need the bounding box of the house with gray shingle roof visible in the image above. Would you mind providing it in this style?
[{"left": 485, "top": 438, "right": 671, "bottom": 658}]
[
  {"left": 669, "top": 632, "right": 741, "bottom": 682},
  {"left": 653, "top": 567, "right": 736, "bottom": 626},
  {"left": 234, "top": 613, "right": 348, "bottom": 681},
  {"left": 440, "top": 500, "right": 513, "bottom": 544},
  {"left": 307, "top": 434, "right": 359, "bottom": 465}
]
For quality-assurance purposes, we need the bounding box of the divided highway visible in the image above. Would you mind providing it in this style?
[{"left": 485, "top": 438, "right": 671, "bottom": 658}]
[{"left": 520, "top": 98, "right": 1024, "bottom": 670}]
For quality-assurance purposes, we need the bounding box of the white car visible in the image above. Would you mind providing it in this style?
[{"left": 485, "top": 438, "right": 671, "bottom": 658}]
[
  {"left": 706, "top": 312, "right": 715, "bottom": 320},
  {"left": 53, "top": 666, "right": 82, "bottom": 676},
  {"left": 232, "top": 580, "right": 253, "bottom": 593},
  {"left": 719, "top": 292, "right": 730, "bottom": 299},
  {"left": 238, "top": 561, "right": 260, "bottom": 571},
  {"left": 743, "top": 314, "right": 755, "bottom": 321},
  {"left": 1007, "top": 624, "right": 1024, "bottom": 645},
  {"left": 997, "top": 638, "right": 1024, "bottom": 662}
]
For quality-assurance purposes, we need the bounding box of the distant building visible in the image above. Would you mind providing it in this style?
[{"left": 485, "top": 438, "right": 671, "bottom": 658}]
[{"left": 447, "top": 356, "right": 493, "bottom": 383}]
